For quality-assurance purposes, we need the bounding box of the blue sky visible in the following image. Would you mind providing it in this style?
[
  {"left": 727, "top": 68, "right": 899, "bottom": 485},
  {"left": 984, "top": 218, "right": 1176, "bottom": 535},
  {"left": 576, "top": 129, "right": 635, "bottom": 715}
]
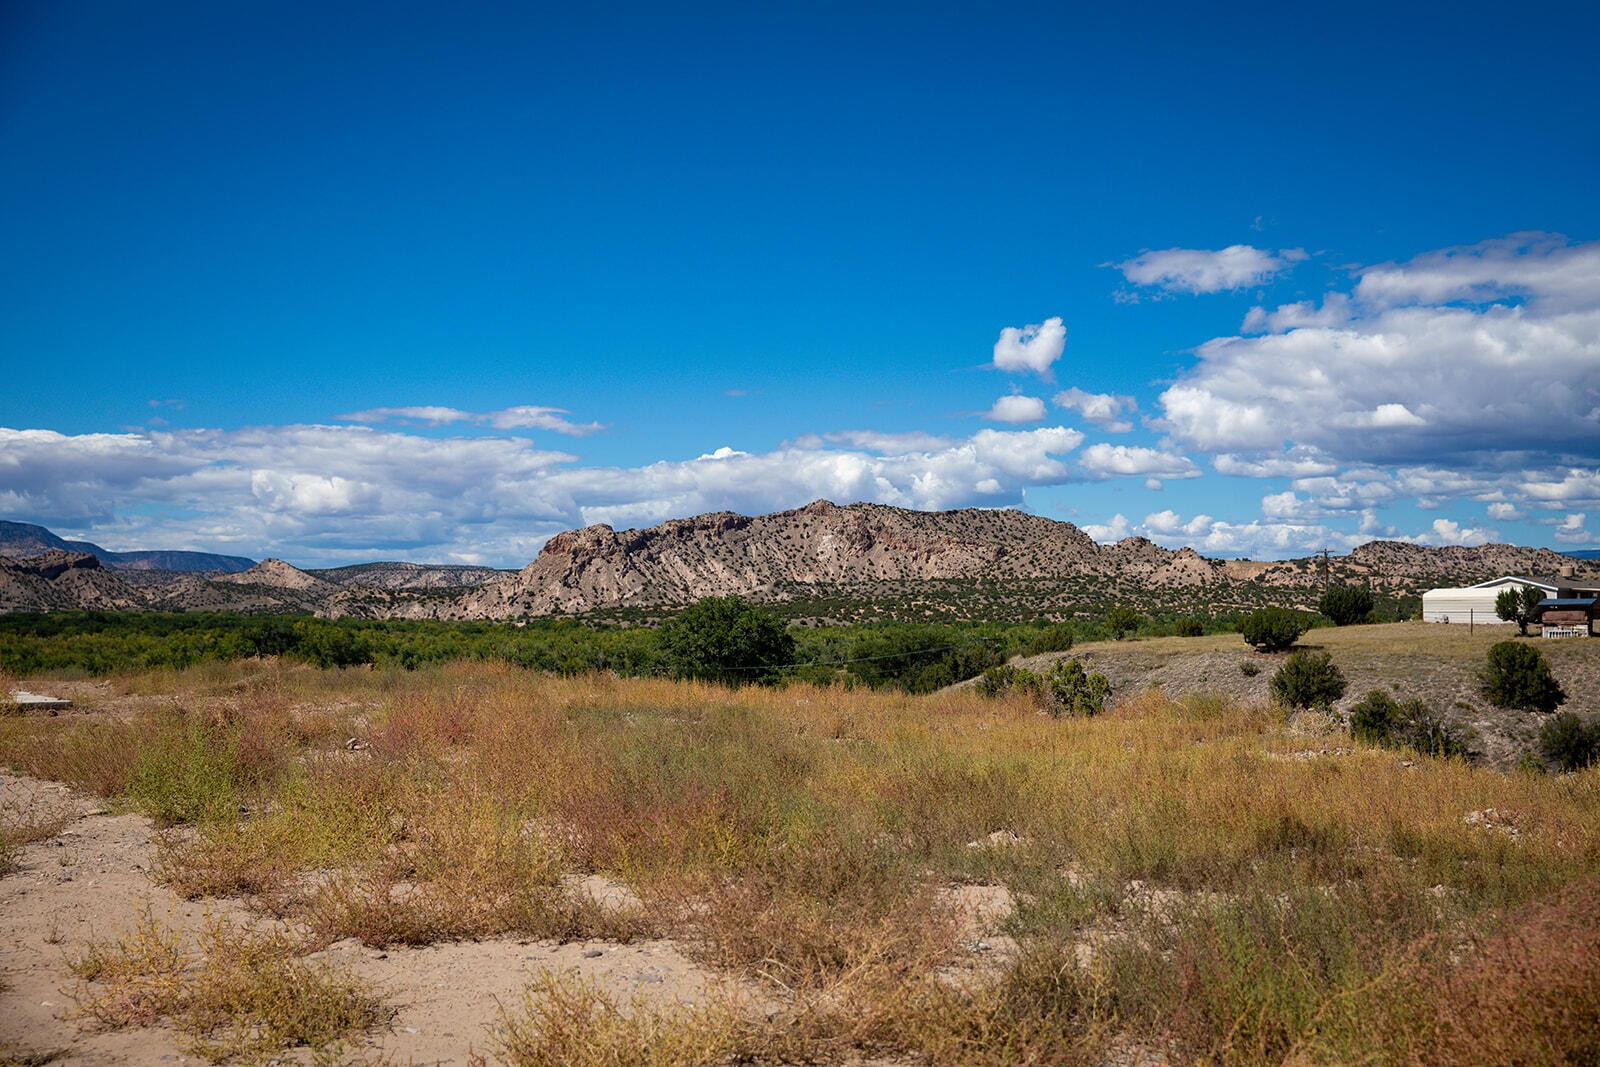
[{"left": 2, "top": 0, "right": 1597, "bottom": 567}]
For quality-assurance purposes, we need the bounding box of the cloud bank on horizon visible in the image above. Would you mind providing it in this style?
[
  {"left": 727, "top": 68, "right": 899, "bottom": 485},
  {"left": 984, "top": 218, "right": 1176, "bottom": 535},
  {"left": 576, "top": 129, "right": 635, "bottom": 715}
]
[{"left": 3, "top": 233, "right": 1596, "bottom": 568}]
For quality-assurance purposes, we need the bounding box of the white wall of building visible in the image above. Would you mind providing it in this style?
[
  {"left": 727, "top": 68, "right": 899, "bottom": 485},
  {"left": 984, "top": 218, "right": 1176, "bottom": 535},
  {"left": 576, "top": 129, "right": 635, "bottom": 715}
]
[
  {"left": 1421, "top": 589, "right": 1506, "bottom": 624},
  {"left": 1421, "top": 578, "right": 1555, "bottom": 625}
]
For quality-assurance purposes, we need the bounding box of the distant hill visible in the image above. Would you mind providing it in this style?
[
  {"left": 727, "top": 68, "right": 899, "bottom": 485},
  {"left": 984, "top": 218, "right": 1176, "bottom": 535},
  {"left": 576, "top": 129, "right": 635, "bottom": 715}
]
[
  {"left": 0, "top": 551, "right": 143, "bottom": 611},
  {"left": 1565, "top": 548, "right": 1600, "bottom": 560},
  {"left": 0, "top": 521, "right": 255, "bottom": 573},
  {"left": 309, "top": 561, "right": 512, "bottom": 590}
]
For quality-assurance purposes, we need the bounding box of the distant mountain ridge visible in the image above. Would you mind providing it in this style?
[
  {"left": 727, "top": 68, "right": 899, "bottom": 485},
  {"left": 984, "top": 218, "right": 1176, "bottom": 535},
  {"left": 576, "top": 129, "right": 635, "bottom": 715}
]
[
  {"left": 1, "top": 503, "right": 1595, "bottom": 619},
  {"left": 0, "top": 521, "right": 255, "bottom": 573}
]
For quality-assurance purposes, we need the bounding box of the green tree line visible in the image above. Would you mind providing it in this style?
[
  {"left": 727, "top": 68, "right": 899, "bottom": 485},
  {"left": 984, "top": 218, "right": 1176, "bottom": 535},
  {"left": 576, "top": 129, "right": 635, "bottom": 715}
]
[{"left": 0, "top": 598, "right": 1288, "bottom": 692}]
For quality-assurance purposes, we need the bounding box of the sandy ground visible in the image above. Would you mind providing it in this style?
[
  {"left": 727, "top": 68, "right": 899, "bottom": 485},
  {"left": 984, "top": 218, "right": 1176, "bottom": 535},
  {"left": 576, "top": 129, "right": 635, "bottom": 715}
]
[
  {"left": 0, "top": 774, "right": 752, "bottom": 1065},
  {"left": 0, "top": 771, "right": 1020, "bottom": 1066}
]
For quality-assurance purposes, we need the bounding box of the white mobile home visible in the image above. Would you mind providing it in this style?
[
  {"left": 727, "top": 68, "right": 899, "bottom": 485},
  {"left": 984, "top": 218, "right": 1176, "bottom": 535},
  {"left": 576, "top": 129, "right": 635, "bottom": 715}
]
[{"left": 1421, "top": 576, "right": 1559, "bottom": 625}]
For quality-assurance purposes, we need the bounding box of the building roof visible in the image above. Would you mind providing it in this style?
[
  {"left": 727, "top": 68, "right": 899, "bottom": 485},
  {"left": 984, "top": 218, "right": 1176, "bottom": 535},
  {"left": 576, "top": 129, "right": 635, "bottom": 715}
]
[
  {"left": 1537, "top": 598, "right": 1598, "bottom": 607},
  {"left": 1467, "top": 575, "right": 1562, "bottom": 590}
]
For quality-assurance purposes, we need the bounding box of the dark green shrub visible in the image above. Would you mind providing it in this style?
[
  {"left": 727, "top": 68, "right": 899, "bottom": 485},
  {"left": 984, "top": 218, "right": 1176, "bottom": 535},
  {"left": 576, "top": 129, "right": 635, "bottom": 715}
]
[
  {"left": 1346, "top": 690, "right": 1473, "bottom": 759},
  {"left": 288, "top": 621, "right": 374, "bottom": 669},
  {"left": 977, "top": 664, "right": 1018, "bottom": 696},
  {"left": 839, "top": 625, "right": 1004, "bottom": 693},
  {"left": 1397, "top": 707, "right": 1474, "bottom": 760},
  {"left": 1318, "top": 585, "right": 1374, "bottom": 626},
  {"left": 976, "top": 664, "right": 1042, "bottom": 700},
  {"left": 1174, "top": 617, "right": 1205, "bottom": 637},
  {"left": 1039, "top": 658, "right": 1111, "bottom": 717},
  {"left": 1026, "top": 623, "right": 1075, "bottom": 655},
  {"left": 1538, "top": 712, "right": 1600, "bottom": 772},
  {"left": 910, "top": 660, "right": 957, "bottom": 692},
  {"left": 1480, "top": 641, "right": 1566, "bottom": 713},
  {"left": 1239, "top": 608, "right": 1311, "bottom": 652},
  {"left": 1269, "top": 650, "right": 1346, "bottom": 709},
  {"left": 1513, "top": 752, "right": 1548, "bottom": 775},
  {"left": 1347, "top": 689, "right": 1406, "bottom": 743},
  {"left": 1105, "top": 606, "right": 1140, "bottom": 641}
]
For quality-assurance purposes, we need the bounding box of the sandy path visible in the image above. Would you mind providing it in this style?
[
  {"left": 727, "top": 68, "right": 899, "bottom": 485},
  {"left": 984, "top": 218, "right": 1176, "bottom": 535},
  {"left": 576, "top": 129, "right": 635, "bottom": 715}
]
[{"left": 0, "top": 775, "right": 738, "bottom": 1065}]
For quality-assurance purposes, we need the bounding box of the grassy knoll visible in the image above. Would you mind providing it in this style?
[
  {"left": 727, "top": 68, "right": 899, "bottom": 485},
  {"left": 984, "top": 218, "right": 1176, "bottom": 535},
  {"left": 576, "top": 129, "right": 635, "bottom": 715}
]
[
  {"left": 3, "top": 659, "right": 1598, "bottom": 1064},
  {"left": 1006, "top": 622, "right": 1600, "bottom": 769}
]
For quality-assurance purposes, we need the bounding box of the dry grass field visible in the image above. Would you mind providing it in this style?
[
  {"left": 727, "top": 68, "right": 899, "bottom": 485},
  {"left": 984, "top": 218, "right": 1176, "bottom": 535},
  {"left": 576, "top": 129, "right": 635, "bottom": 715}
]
[{"left": 2, "top": 641, "right": 1598, "bottom": 1064}]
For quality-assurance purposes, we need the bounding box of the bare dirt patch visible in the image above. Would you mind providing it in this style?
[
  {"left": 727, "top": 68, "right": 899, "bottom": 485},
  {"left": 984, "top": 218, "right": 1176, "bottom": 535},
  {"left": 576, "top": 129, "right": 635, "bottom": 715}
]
[{"left": 0, "top": 774, "right": 742, "bottom": 1065}]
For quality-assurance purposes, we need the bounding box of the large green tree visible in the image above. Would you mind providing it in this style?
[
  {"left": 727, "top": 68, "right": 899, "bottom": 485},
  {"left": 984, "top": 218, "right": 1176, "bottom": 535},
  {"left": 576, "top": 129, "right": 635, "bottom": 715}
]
[
  {"left": 1494, "top": 585, "right": 1546, "bottom": 635},
  {"left": 655, "top": 595, "right": 796, "bottom": 686},
  {"left": 1105, "top": 606, "right": 1140, "bottom": 641},
  {"left": 1318, "top": 584, "right": 1374, "bottom": 626}
]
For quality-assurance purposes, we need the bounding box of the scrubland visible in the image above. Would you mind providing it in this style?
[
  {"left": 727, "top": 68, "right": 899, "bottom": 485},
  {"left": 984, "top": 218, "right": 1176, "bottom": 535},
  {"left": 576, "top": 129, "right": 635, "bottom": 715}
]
[{"left": 2, "top": 658, "right": 1598, "bottom": 1065}]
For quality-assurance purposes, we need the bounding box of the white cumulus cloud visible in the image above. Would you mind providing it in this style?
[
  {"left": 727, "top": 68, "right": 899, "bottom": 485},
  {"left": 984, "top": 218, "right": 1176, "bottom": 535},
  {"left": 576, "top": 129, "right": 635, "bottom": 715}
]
[
  {"left": 986, "top": 395, "right": 1047, "bottom": 423},
  {"left": 1052, "top": 387, "right": 1136, "bottom": 432},
  {"left": 1080, "top": 507, "right": 1364, "bottom": 557},
  {"left": 1081, "top": 513, "right": 1133, "bottom": 542},
  {"left": 1425, "top": 518, "right": 1492, "bottom": 547},
  {"left": 1212, "top": 448, "right": 1340, "bottom": 479},
  {"left": 992, "top": 317, "right": 1066, "bottom": 377},
  {"left": 1550, "top": 512, "right": 1592, "bottom": 545},
  {"left": 1143, "top": 509, "right": 1215, "bottom": 538},
  {"left": 1242, "top": 292, "right": 1353, "bottom": 333},
  {"left": 1078, "top": 443, "right": 1201, "bottom": 481}
]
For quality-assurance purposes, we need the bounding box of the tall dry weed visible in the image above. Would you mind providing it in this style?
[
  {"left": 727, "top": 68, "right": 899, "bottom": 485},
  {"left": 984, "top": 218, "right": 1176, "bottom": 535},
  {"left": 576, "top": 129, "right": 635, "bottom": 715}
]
[
  {"left": 487, "top": 968, "right": 749, "bottom": 1067},
  {"left": 71, "top": 907, "right": 387, "bottom": 1060},
  {"left": 1355, "top": 878, "right": 1600, "bottom": 1066}
]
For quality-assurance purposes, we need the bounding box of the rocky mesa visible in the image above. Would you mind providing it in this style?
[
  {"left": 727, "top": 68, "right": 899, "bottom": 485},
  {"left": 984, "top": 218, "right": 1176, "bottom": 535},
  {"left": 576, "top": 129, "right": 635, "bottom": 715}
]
[{"left": 457, "top": 500, "right": 1226, "bottom": 617}]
